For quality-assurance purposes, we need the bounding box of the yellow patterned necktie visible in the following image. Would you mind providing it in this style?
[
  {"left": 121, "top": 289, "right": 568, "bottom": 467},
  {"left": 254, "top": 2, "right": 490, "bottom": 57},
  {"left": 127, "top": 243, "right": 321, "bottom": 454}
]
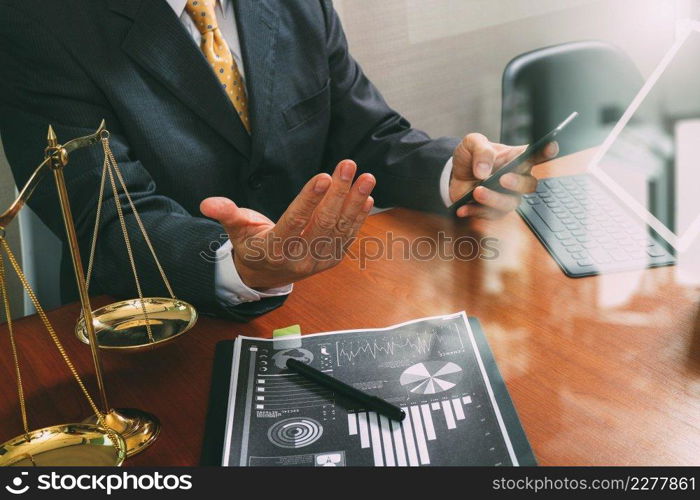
[{"left": 185, "top": 0, "right": 251, "bottom": 133}]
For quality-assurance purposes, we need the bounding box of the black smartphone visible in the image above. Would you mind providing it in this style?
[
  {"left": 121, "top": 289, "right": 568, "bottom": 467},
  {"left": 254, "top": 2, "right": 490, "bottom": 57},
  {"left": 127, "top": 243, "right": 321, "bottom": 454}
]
[{"left": 449, "top": 111, "right": 578, "bottom": 216}]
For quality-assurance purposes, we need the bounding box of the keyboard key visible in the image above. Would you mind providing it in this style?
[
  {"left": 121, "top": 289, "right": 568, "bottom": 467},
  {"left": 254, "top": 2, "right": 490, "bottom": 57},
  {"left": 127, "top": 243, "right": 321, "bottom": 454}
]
[
  {"left": 561, "top": 238, "right": 577, "bottom": 246},
  {"left": 589, "top": 248, "right": 612, "bottom": 264},
  {"left": 566, "top": 245, "right": 584, "bottom": 254},
  {"left": 571, "top": 252, "right": 586, "bottom": 260},
  {"left": 533, "top": 205, "right": 565, "bottom": 232},
  {"left": 577, "top": 259, "right": 594, "bottom": 267},
  {"left": 527, "top": 198, "right": 541, "bottom": 205},
  {"left": 571, "top": 229, "right": 586, "bottom": 237},
  {"left": 647, "top": 245, "right": 667, "bottom": 257},
  {"left": 609, "top": 249, "right": 628, "bottom": 261}
]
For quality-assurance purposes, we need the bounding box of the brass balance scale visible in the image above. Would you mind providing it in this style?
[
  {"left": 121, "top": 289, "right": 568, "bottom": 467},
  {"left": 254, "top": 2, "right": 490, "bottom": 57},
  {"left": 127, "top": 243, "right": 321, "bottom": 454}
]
[{"left": 0, "top": 122, "right": 198, "bottom": 465}]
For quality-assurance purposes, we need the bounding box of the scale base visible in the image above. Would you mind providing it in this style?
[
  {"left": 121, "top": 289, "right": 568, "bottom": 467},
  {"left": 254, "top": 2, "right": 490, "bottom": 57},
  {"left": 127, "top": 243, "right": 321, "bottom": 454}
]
[{"left": 83, "top": 408, "right": 160, "bottom": 457}]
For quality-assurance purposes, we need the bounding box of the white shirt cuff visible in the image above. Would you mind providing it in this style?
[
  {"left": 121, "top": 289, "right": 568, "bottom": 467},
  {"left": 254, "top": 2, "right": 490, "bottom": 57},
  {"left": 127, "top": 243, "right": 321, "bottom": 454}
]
[
  {"left": 440, "top": 156, "right": 454, "bottom": 207},
  {"left": 214, "top": 240, "right": 293, "bottom": 307}
]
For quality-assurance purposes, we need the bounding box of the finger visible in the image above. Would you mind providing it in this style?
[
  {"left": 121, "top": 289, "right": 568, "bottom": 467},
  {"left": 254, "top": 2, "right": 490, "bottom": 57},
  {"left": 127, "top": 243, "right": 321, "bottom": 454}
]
[
  {"left": 459, "top": 204, "right": 509, "bottom": 221},
  {"left": 455, "top": 204, "right": 471, "bottom": 218},
  {"left": 532, "top": 141, "right": 559, "bottom": 164},
  {"left": 274, "top": 173, "right": 332, "bottom": 238},
  {"left": 492, "top": 140, "right": 559, "bottom": 178},
  {"left": 305, "top": 159, "right": 357, "bottom": 239},
  {"left": 333, "top": 173, "right": 375, "bottom": 236},
  {"left": 472, "top": 186, "right": 521, "bottom": 213},
  {"left": 500, "top": 173, "right": 538, "bottom": 194},
  {"left": 200, "top": 197, "right": 270, "bottom": 243},
  {"left": 342, "top": 196, "right": 374, "bottom": 250},
  {"left": 465, "top": 133, "right": 497, "bottom": 180},
  {"left": 495, "top": 144, "right": 527, "bottom": 166}
]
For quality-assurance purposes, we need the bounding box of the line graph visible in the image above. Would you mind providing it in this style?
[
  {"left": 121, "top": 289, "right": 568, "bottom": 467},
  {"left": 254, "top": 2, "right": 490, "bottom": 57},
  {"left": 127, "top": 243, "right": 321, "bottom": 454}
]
[{"left": 335, "top": 322, "right": 464, "bottom": 366}]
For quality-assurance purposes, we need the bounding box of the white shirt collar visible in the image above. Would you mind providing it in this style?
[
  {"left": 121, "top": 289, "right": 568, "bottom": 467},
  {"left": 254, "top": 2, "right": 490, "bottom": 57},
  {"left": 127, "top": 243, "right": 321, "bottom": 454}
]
[
  {"left": 166, "top": 0, "right": 188, "bottom": 16},
  {"left": 166, "top": 0, "right": 230, "bottom": 19}
]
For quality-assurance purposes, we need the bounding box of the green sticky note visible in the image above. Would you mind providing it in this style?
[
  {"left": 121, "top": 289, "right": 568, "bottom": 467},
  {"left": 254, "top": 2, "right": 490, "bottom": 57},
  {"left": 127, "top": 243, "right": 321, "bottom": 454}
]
[{"left": 273, "top": 324, "right": 302, "bottom": 338}]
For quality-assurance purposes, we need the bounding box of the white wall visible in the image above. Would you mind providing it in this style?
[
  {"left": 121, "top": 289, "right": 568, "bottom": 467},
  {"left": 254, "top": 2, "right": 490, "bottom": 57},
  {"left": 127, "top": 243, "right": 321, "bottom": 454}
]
[
  {"left": 335, "top": 0, "right": 694, "bottom": 139},
  {"left": 0, "top": 141, "right": 23, "bottom": 321}
]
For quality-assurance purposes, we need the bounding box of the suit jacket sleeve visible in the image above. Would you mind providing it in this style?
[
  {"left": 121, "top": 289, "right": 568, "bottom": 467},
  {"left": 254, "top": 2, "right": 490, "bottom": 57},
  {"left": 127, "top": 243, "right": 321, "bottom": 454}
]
[
  {"left": 320, "top": 0, "right": 460, "bottom": 213},
  {"left": 0, "top": 2, "right": 284, "bottom": 321}
]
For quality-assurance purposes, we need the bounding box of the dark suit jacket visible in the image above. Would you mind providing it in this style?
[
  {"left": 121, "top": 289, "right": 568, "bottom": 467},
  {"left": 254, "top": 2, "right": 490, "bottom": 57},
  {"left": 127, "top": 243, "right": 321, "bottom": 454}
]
[{"left": 0, "top": 0, "right": 458, "bottom": 320}]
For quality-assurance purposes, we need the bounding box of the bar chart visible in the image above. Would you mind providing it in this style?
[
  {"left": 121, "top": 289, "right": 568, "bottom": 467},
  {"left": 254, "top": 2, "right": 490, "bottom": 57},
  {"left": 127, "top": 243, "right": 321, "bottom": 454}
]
[{"left": 346, "top": 395, "right": 473, "bottom": 466}]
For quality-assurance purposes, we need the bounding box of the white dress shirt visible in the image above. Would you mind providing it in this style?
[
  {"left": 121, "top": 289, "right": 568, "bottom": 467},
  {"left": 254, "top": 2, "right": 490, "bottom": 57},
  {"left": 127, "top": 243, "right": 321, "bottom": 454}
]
[{"left": 167, "top": 0, "right": 454, "bottom": 307}]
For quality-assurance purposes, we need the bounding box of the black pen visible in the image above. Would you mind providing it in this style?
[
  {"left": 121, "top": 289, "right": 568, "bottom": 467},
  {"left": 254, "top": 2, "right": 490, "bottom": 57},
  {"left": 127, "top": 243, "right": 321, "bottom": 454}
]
[{"left": 286, "top": 358, "right": 406, "bottom": 421}]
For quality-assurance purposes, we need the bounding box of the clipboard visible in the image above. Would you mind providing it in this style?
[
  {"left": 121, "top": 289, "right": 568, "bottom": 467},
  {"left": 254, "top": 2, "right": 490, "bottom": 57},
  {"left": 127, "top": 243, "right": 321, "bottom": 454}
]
[{"left": 201, "top": 318, "right": 536, "bottom": 466}]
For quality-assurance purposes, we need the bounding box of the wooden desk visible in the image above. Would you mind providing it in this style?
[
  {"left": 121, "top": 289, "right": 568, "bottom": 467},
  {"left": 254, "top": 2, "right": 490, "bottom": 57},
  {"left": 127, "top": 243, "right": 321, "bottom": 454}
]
[{"left": 1, "top": 151, "right": 699, "bottom": 466}]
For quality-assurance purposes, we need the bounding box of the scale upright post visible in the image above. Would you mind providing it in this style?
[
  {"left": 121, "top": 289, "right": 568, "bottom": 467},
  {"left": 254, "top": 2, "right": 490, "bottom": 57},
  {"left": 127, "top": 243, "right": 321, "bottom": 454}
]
[{"left": 45, "top": 125, "right": 160, "bottom": 457}]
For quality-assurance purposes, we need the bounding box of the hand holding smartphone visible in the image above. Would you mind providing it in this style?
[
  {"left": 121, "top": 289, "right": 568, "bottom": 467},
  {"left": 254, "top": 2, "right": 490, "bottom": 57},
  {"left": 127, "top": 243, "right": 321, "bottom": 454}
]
[{"left": 449, "top": 112, "right": 578, "bottom": 216}]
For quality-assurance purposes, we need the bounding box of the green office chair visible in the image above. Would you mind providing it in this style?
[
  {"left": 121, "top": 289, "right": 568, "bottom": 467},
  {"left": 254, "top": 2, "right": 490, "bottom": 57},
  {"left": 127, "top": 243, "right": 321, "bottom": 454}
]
[{"left": 501, "top": 40, "right": 644, "bottom": 156}]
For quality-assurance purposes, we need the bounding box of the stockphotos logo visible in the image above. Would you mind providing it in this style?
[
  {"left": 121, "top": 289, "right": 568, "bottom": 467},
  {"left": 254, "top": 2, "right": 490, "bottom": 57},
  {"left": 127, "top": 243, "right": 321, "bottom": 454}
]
[
  {"left": 4, "top": 471, "right": 193, "bottom": 496},
  {"left": 5, "top": 472, "right": 29, "bottom": 495}
]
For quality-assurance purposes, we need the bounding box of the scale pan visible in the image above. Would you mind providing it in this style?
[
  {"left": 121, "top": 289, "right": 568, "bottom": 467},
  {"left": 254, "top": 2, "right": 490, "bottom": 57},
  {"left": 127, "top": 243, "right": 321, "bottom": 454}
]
[
  {"left": 75, "top": 297, "right": 198, "bottom": 351},
  {"left": 0, "top": 423, "right": 126, "bottom": 466}
]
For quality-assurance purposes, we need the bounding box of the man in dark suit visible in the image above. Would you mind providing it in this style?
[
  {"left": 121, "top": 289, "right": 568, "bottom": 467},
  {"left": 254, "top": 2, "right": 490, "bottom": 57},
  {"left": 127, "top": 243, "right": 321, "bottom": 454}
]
[{"left": 0, "top": 0, "right": 554, "bottom": 320}]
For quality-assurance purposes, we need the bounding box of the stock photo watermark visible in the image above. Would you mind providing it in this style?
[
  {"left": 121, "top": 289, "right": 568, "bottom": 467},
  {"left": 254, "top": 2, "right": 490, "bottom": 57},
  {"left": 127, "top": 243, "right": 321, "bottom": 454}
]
[{"left": 200, "top": 232, "right": 500, "bottom": 270}]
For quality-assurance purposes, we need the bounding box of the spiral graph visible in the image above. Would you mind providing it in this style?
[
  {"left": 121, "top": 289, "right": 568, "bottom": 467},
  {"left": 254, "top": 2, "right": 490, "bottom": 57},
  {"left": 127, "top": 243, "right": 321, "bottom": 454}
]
[{"left": 267, "top": 418, "right": 323, "bottom": 449}]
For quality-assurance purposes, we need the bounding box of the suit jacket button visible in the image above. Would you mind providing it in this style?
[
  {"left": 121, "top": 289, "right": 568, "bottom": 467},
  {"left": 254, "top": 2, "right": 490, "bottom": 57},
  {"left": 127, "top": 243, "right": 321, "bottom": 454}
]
[{"left": 248, "top": 174, "right": 263, "bottom": 190}]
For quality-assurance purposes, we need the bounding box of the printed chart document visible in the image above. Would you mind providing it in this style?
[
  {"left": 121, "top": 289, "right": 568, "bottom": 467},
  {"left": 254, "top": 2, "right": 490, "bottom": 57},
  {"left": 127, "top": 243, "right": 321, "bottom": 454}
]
[{"left": 221, "top": 312, "right": 535, "bottom": 466}]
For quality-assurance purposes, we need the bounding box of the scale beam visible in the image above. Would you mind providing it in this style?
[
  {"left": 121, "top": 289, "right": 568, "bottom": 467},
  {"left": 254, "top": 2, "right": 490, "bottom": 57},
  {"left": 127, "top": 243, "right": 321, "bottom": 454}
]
[{"left": 0, "top": 120, "right": 106, "bottom": 229}]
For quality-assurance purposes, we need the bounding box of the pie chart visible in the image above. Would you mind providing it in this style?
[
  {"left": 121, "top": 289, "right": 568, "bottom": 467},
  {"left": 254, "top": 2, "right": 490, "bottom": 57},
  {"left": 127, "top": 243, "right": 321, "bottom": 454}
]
[{"left": 399, "top": 361, "right": 463, "bottom": 394}]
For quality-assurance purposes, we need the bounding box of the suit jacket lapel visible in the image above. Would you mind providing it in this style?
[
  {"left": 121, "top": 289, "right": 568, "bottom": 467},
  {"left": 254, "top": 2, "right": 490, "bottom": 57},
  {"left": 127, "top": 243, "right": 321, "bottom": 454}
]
[
  {"left": 110, "top": 0, "right": 251, "bottom": 158},
  {"left": 234, "top": 0, "right": 279, "bottom": 169}
]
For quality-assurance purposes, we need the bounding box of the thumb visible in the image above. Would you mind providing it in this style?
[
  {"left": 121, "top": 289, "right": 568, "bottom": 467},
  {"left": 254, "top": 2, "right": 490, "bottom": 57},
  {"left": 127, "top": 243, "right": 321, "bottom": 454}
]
[
  {"left": 200, "top": 197, "right": 254, "bottom": 244},
  {"left": 452, "top": 140, "right": 478, "bottom": 182}
]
